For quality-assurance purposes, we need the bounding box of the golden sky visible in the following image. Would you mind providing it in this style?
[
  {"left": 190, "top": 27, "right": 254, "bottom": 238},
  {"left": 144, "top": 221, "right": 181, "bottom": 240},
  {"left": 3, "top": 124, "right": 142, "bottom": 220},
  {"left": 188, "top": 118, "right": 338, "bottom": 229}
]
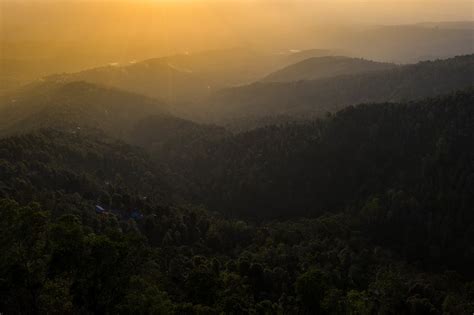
[{"left": 1, "top": 0, "right": 472, "bottom": 73}]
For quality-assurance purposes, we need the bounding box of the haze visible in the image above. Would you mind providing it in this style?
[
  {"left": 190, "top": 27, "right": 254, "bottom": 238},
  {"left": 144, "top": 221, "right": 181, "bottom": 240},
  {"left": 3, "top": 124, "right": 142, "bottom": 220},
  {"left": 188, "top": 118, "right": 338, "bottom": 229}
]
[
  {"left": 1, "top": 0, "right": 474, "bottom": 313},
  {"left": 2, "top": 0, "right": 472, "bottom": 57},
  {"left": 1, "top": 0, "right": 473, "bottom": 91}
]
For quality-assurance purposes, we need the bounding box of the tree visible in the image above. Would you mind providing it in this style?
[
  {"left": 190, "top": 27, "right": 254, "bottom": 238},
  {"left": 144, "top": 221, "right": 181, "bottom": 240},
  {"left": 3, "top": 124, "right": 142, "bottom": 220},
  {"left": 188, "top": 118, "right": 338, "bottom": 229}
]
[{"left": 295, "top": 268, "right": 328, "bottom": 312}]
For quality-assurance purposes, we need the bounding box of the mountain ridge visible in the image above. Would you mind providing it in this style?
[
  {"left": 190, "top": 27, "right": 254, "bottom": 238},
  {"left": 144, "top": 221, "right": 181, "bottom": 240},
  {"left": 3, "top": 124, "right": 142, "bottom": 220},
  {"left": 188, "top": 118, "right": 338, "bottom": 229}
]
[
  {"left": 0, "top": 81, "right": 228, "bottom": 149},
  {"left": 261, "top": 56, "right": 397, "bottom": 83},
  {"left": 207, "top": 54, "right": 474, "bottom": 120}
]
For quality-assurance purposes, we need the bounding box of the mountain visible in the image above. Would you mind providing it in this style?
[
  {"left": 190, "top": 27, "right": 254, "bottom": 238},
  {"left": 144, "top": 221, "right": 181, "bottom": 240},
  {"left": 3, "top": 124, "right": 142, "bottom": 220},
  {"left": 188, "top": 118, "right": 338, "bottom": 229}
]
[
  {"left": 279, "top": 49, "right": 344, "bottom": 65},
  {"left": 2, "top": 21, "right": 472, "bottom": 95},
  {"left": 37, "top": 48, "right": 340, "bottom": 107},
  {"left": 320, "top": 23, "right": 474, "bottom": 63},
  {"left": 416, "top": 21, "right": 474, "bottom": 30},
  {"left": 261, "top": 56, "right": 397, "bottom": 83},
  {"left": 0, "top": 81, "right": 167, "bottom": 137},
  {"left": 207, "top": 54, "right": 474, "bottom": 120},
  {"left": 0, "top": 81, "right": 227, "bottom": 148},
  {"left": 364, "top": 24, "right": 473, "bottom": 62},
  {"left": 45, "top": 60, "right": 206, "bottom": 105}
]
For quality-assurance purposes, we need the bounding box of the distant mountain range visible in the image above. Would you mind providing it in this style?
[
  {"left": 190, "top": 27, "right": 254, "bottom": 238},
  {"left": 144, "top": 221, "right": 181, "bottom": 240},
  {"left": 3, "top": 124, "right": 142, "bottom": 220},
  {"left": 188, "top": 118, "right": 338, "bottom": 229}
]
[
  {"left": 40, "top": 48, "right": 340, "bottom": 105},
  {"left": 207, "top": 54, "right": 474, "bottom": 120},
  {"left": 320, "top": 23, "right": 474, "bottom": 63},
  {"left": 2, "top": 53, "right": 473, "bottom": 136},
  {"left": 2, "top": 20, "right": 472, "bottom": 97}
]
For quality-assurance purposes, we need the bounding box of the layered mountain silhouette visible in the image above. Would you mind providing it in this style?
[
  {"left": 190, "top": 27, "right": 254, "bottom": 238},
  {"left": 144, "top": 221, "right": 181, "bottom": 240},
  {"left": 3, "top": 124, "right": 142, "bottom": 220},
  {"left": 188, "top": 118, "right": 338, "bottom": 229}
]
[
  {"left": 40, "top": 48, "right": 340, "bottom": 105},
  {"left": 207, "top": 54, "right": 474, "bottom": 119},
  {"left": 0, "top": 81, "right": 226, "bottom": 147}
]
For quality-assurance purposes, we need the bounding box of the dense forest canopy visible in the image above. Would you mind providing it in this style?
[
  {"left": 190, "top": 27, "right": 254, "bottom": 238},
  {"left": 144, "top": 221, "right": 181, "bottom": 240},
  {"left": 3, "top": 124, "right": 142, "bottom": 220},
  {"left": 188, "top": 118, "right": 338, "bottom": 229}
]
[
  {"left": 167, "top": 90, "right": 474, "bottom": 273},
  {"left": 1, "top": 87, "right": 473, "bottom": 313}
]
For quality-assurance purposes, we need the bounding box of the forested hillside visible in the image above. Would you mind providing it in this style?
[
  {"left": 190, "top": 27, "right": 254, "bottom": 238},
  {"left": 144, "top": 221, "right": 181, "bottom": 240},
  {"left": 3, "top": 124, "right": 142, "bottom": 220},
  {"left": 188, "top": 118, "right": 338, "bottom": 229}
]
[
  {"left": 0, "top": 129, "right": 176, "bottom": 207},
  {"left": 0, "top": 81, "right": 165, "bottom": 137},
  {"left": 162, "top": 89, "right": 474, "bottom": 275},
  {"left": 209, "top": 55, "right": 474, "bottom": 119},
  {"left": 0, "top": 81, "right": 227, "bottom": 148},
  {"left": 1, "top": 107, "right": 473, "bottom": 313}
]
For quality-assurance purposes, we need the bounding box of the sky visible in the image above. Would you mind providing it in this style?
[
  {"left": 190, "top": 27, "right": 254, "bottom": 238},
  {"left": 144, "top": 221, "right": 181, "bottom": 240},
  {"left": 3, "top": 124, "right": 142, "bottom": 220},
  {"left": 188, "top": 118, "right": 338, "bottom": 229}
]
[
  {"left": 1, "top": 0, "right": 472, "bottom": 75},
  {"left": 2, "top": 0, "right": 473, "bottom": 41}
]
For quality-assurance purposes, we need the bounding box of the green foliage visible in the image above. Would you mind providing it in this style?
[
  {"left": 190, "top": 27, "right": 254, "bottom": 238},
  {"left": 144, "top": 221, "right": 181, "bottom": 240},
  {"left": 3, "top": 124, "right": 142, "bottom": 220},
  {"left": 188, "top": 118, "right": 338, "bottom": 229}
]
[
  {"left": 1, "top": 89, "right": 473, "bottom": 313},
  {"left": 173, "top": 89, "right": 474, "bottom": 275},
  {"left": 296, "top": 268, "right": 328, "bottom": 312},
  {"left": 115, "top": 277, "right": 173, "bottom": 315}
]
